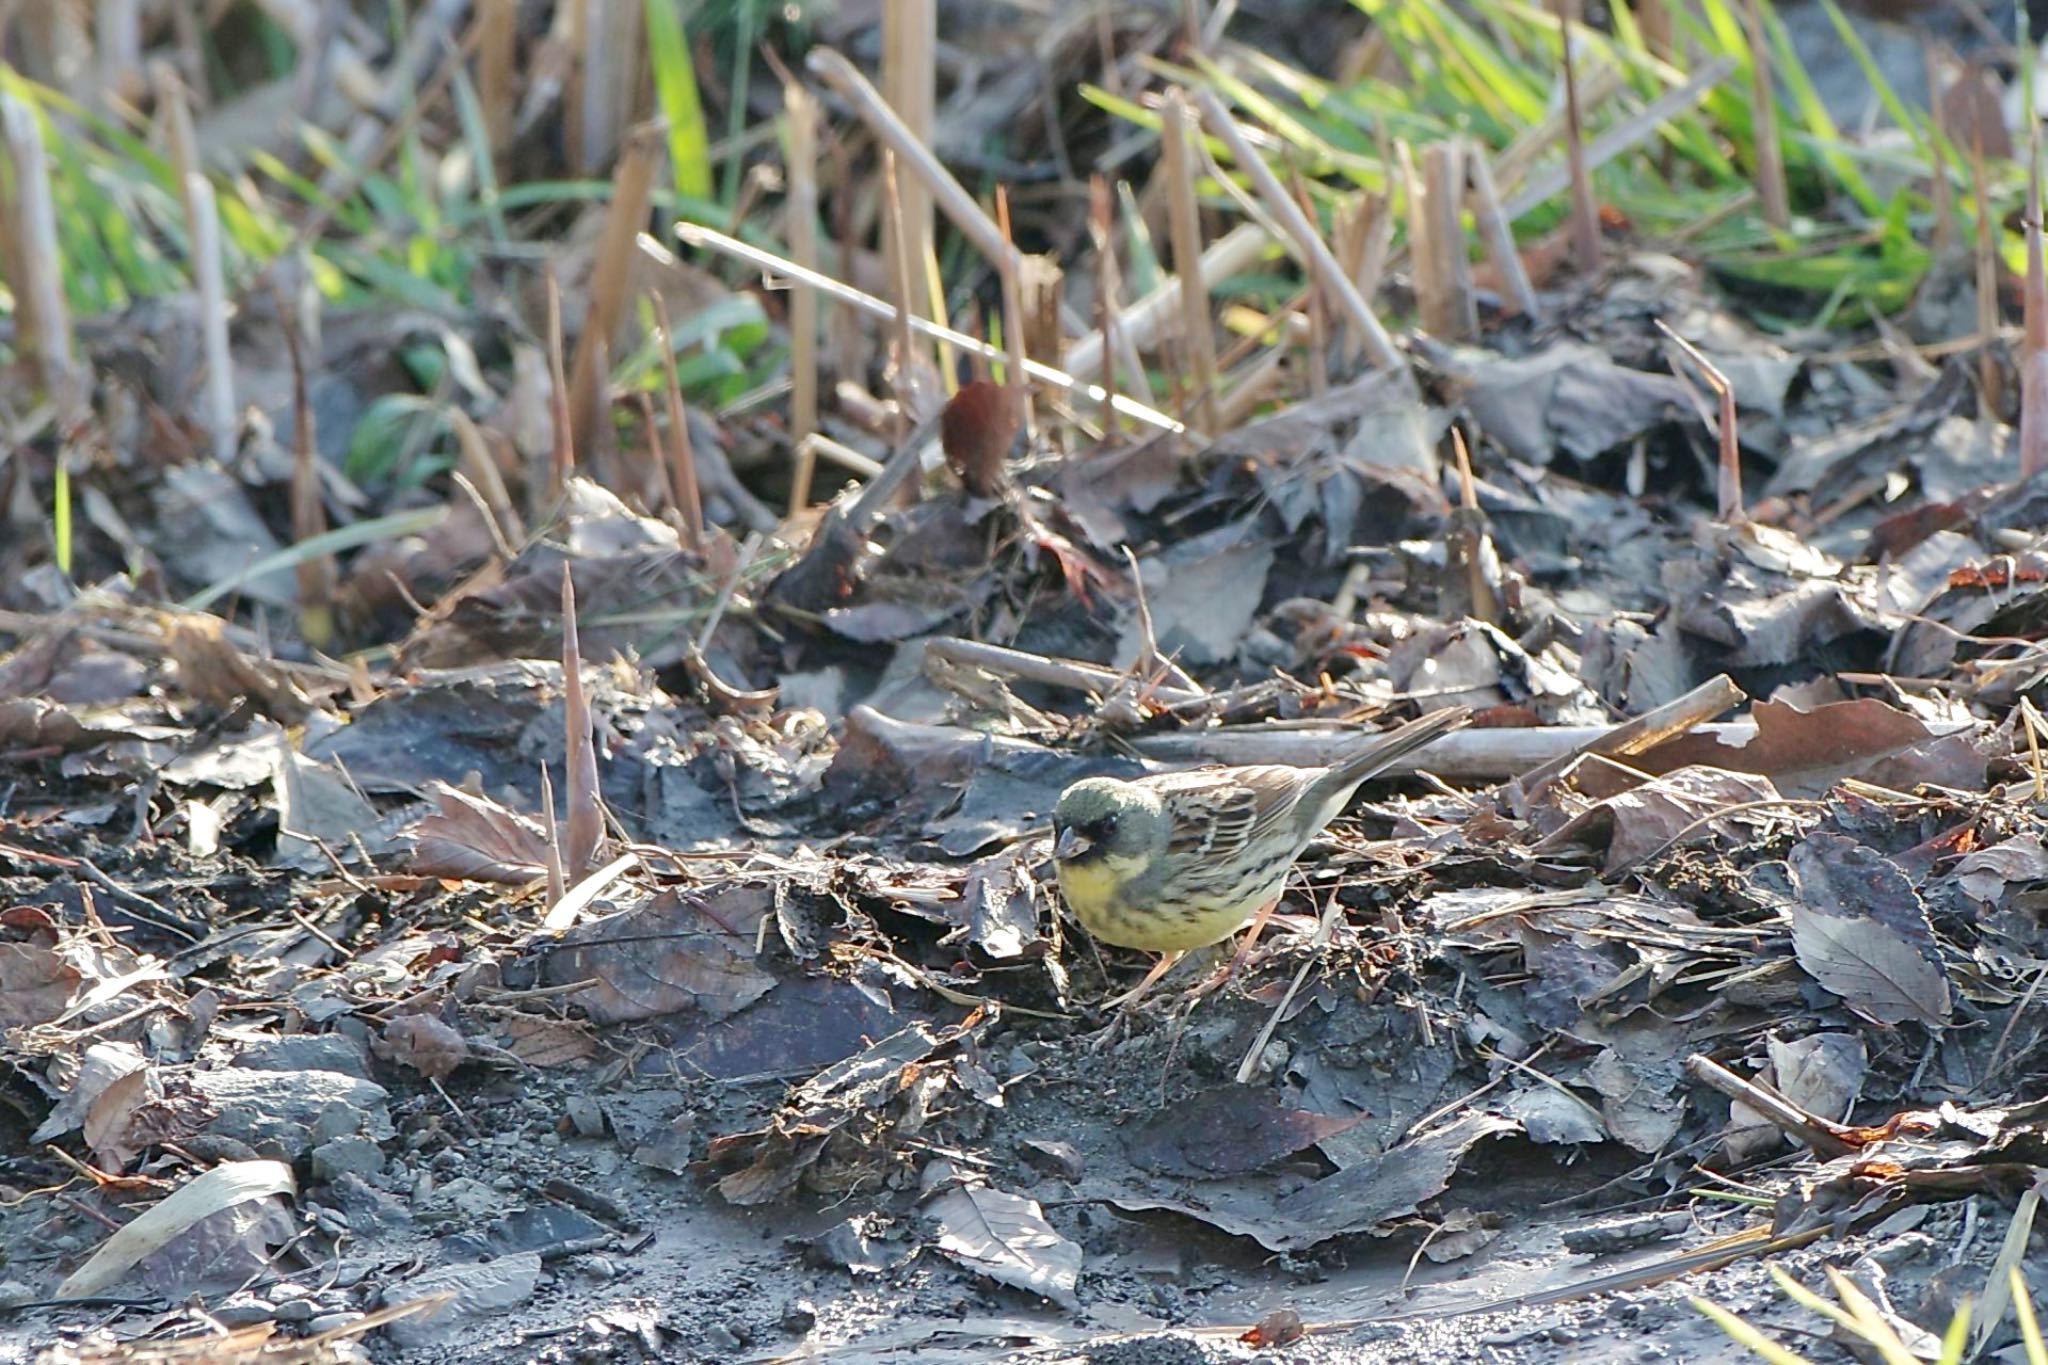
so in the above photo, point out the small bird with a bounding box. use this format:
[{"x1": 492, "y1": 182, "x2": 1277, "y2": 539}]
[{"x1": 1051, "y1": 707, "x2": 1471, "y2": 1007}]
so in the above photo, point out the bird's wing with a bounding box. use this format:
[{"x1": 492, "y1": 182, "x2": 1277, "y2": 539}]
[{"x1": 1157, "y1": 766, "x2": 1311, "y2": 864}]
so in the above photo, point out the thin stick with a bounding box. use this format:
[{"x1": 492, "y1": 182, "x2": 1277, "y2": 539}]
[
  {"x1": 786, "y1": 81, "x2": 821, "y2": 512},
  {"x1": 1741, "y1": 0, "x2": 1790, "y2": 230},
  {"x1": 1925, "y1": 42, "x2": 1958, "y2": 254},
  {"x1": 1970, "y1": 134, "x2": 2003, "y2": 413},
  {"x1": 807, "y1": 48, "x2": 1033, "y2": 434},
  {"x1": 567, "y1": 119, "x2": 663, "y2": 459},
  {"x1": 1160, "y1": 90, "x2": 1220, "y2": 435},
  {"x1": 882, "y1": 0, "x2": 936, "y2": 329},
  {"x1": 2025, "y1": 34, "x2": 2047, "y2": 481},
  {"x1": 1414, "y1": 141, "x2": 1476, "y2": 339},
  {"x1": 275, "y1": 291, "x2": 334, "y2": 650},
  {"x1": 1555, "y1": 3, "x2": 1603, "y2": 275},
  {"x1": 1192, "y1": 89, "x2": 1400, "y2": 370},
  {"x1": 1656, "y1": 320, "x2": 1745, "y2": 524},
  {"x1": 650, "y1": 291, "x2": 707, "y2": 551},
  {"x1": 1467, "y1": 141, "x2": 1539, "y2": 318},
  {"x1": 1090, "y1": 177, "x2": 1124, "y2": 435},
  {"x1": 668, "y1": 224, "x2": 1183, "y2": 431}
]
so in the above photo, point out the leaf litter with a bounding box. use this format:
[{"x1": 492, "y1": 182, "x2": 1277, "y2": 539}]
[{"x1": 5, "y1": 6, "x2": 2048, "y2": 1365}]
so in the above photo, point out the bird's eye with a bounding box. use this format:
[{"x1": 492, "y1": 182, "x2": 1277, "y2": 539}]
[{"x1": 1100, "y1": 813, "x2": 1118, "y2": 835}]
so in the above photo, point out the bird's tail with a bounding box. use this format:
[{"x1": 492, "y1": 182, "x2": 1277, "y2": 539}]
[{"x1": 1309, "y1": 705, "x2": 1472, "y2": 810}]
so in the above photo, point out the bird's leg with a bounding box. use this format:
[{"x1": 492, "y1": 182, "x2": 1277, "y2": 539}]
[
  {"x1": 1103, "y1": 950, "x2": 1185, "y2": 1012},
  {"x1": 1195, "y1": 897, "x2": 1282, "y2": 997}
]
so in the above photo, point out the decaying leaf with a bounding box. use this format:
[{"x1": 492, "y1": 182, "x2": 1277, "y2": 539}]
[
  {"x1": 1787, "y1": 834, "x2": 1953, "y2": 1028},
  {"x1": 925, "y1": 1184, "x2": 1081, "y2": 1310}
]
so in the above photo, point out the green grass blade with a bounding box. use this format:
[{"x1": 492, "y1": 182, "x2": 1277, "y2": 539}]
[{"x1": 646, "y1": 0, "x2": 714, "y2": 204}]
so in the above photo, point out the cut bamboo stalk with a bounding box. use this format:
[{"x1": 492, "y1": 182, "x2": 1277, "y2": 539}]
[
  {"x1": 1160, "y1": 89, "x2": 1219, "y2": 435},
  {"x1": 650, "y1": 291, "x2": 707, "y2": 551},
  {"x1": 806, "y1": 48, "x2": 1032, "y2": 434},
  {"x1": 1555, "y1": 3, "x2": 1602, "y2": 276},
  {"x1": 1740, "y1": 0, "x2": 1789, "y2": 230},
  {"x1": 1467, "y1": 141, "x2": 1539, "y2": 318},
  {"x1": 1193, "y1": 89, "x2": 1400, "y2": 371},
  {"x1": 477, "y1": 0, "x2": 518, "y2": 153},
  {"x1": 186, "y1": 174, "x2": 238, "y2": 465},
  {"x1": 0, "y1": 92, "x2": 79, "y2": 419},
  {"x1": 786, "y1": 80, "x2": 821, "y2": 512},
  {"x1": 567, "y1": 120, "x2": 663, "y2": 460},
  {"x1": 1018, "y1": 252, "x2": 1067, "y2": 372},
  {"x1": 669, "y1": 223, "x2": 1183, "y2": 432}
]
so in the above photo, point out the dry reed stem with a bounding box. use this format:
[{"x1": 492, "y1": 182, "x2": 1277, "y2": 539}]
[
  {"x1": 881, "y1": 149, "x2": 923, "y2": 440},
  {"x1": 1160, "y1": 89, "x2": 1220, "y2": 435},
  {"x1": 1467, "y1": 141, "x2": 1539, "y2": 318},
  {"x1": 95, "y1": 0, "x2": 143, "y2": 106},
  {"x1": 786, "y1": 81, "x2": 821, "y2": 511},
  {"x1": 546, "y1": 269, "x2": 574, "y2": 500},
  {"x1": 650, "y1": 291, "x2": 707, "y2": 550},
  {"x1": 577, "y1": 0, "x2": 642, "y2": 172},
  {"x1": 1089, "y1": 176, "x2": 1125, "y2": 434},
  {"x1": 274, "y1": 293, "x2": 335, "y2": 649},
  {"x1": 1213, "y1": 344, "x2": 1288, "y2": 429},
  {"x1": 0, "y1": 92, "x2": 80, "y2": 418},
  {"x1": 1500, "y1": 58, "x2": 1730, "y2": 220},
  {"x1": 807, "y1": 48, "x2": 1032, "y2": 433},
  {"x1": 882, "y1": 0, "x2": 937, "y2": 327},
  {"x1": 1970, "y1": 137, "x2": 2002, "y2": 413},
  {"x1": 671, "y1": 223, "x2": 1183, "y2": 431},
  {"x1": 1554, "y1": 4, "x2": 1602, "y2": 276},
  {"x1": 1740, "y1": 0, "x2": 1789, "y2": 230},
  {"x1": 1415, "y1": 141, "x2": 1476, "y2": 340},
  {"x1": 2025, "y1": 86, "x2": 2047, "y2": 480},
  {"x1": 1193, "y1": 89, "x2": 1400, "y2": 371},
  {"x1": 449, "y1": 409, "x2": 525, "y2": 545},
  {"x1": 186, "y1": 174, "x2": 237, "y2": 464},
  {"x1": 477, "y1": 0, "x2": 517, "y2": 151},
  {"x1": 1924, "y1": 43, "x2": 1957, "y2": 254},
  {"x1": 567, "y1": 120, "x2": 663, "y2": 459}
]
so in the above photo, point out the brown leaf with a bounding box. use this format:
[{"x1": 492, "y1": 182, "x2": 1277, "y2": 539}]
[
  {"x1": 409, "y1": 781, "x2": 551, "y2": 884},
  {"x1": 377, "y1": 1014, "x2": 472, "y2": 1080}
]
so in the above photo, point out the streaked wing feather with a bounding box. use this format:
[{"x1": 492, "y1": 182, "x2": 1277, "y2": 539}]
[{"x1": 1158, "y1": 766, "x2": 1310, "y2": 864}]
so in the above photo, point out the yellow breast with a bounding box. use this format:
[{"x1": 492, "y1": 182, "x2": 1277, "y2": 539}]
[{"x1": 1057, "y1": 857, "x2": 1275, "y2": 953}]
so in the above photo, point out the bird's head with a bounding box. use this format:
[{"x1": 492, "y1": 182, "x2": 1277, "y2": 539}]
[{"x1": 1052, "y1": 778, "x2": 1167, "y2": 867}]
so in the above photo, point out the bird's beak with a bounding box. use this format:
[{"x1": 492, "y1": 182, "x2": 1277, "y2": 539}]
[{"x1": 1052, "y1": 827, "x2": 1090, "y2": 861}]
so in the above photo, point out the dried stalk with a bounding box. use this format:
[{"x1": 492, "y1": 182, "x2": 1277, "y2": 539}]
[
  {"x1": 95, "y1": 0, "x2": 144, "y2": 106},
  {"x1": 1501, "y1": 58, "x2": 1734, "y2": 220},
  {"x1": 1412, "y1": 141, "x2": 1476, "y2": 339},
  {"x1": 578, "y1": 0, "x2": 643, "y2": 172},
  {"x1": 670, "y1": 223, "x2": 1182, "y2": 432},
  {"x1": 477, "y1": 0, "x2": 518, "y2": 152},
  {"x1": 1090, "y1": 176, "x2": 1126, "y2": 434},
  {"x1": 0, "y1": 92, "x2": 79, "y2": 417},
  {"x1": 807, "y1": 49, "x2": 1032, "y2": 433},
  {"x1": 1925, "y1": 43, "x2": 1957, "y2": 254},
  {"x1": 1213, "y1": 344, "x2": 1288, "y2": 429},
  {"x1": 274, "y1": 296, "x2": 335, "y2": 650},
  {"x1": 559, "y1": 564, "x2": 604, "y2": 879},
  {"x1": 786, "y1": 81, "x2": 821, "y2": 511},
  {"x1": 2026, "y1": 64, "x2": 2048, "y2": 481},
  {"x1": 186, "y1": 174, "x2": 237, "y2": 464},
  {"x1": 1159, "y1": 89, "x2": 1220, "y2": 435},
  {"x1": 1467, "y1": 142, "x2": 1539, "y2": 318},
  {"x1": 545, "y1": 268, "x2": 574, "y2": 500},
  {"x1": 1555, "y1": 3, "x2": 1602, "y2": 275},
  {"x1": 1970, "y1": 137, "x2": 2002, "y2": 414},
  {"x1": 567, "y1": 120, "x2": 663, "y2": 460},
  {"x1": 650, "y1": 291, "x2": 707, "y2": 551},
  {"x1": 881, "y1": 149, "x2": 924, "y2": 439},
  {"x1": 1657, "y1": 320, "x2": 1744, "y2": 523},
  {"x1": 882, "y1": 0, "x2": 936, "y2": 326},
  {"x1": 1193, "y1": 89, "x2": 1400, "y2": 370},
  {"x1": 1740, "y1": 0, "x2": 1790, "y2": 230}
]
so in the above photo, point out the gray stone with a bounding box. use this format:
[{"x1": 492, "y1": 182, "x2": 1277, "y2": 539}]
[
  {"x1": 211, "y1": 1293, "x2": 275, "y2": 1327},
  {"x1": 310, "y1": 1136, "x2": 386, "y2": 1183},
  {"x1": 269, "y1": 1297, "x2": 315, "y2": 1324},
  {"x1": 307, "y1": 1312, "x2": 364, "y2": 1334},
  {"x1": 0, "y1": 1280, "x2": 34, "y2": 1310},
  {"x1": 381, "y1": 1252, "x2": 542, "y2": 1348},
  {"x1": 188, "y1": 1068, "x2": 392, "y2": 1161},
  {"x1": 229, "y1": 1035, "x2": 373, "y2": 1081}
]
